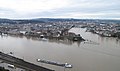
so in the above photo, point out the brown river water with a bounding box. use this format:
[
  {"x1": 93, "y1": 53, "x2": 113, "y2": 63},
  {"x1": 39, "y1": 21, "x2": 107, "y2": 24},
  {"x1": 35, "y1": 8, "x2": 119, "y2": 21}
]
[{"x1": 0, "y1": 28, "x2": 120, "y2": 71}]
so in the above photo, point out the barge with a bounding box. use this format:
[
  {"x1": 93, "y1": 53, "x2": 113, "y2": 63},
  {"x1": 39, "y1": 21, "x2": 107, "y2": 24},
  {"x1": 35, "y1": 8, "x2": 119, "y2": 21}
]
[{"x1": 37, "y1": 59, "x2": 72, "y2": 68}]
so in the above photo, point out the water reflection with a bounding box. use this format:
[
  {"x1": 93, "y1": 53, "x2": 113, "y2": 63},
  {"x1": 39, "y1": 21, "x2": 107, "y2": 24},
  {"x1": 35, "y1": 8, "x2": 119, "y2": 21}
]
[
  {"x1": 0, "y1": 34, "x2": 82, "y2": 46},
  {"x1": 1, "y1": 28, "x2": 120, "y2": 71}
]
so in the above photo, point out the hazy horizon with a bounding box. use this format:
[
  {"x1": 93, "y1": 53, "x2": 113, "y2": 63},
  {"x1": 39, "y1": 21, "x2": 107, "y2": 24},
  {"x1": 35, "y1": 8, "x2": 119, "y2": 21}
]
[{"x1": 0, "y1": 0, "x2": 120, "y2": 19}]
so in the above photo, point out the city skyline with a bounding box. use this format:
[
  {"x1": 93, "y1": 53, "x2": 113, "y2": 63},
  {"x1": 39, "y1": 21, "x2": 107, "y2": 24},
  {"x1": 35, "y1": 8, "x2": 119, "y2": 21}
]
[{"x1": 0, "y1": 0, "x2": 120, "y2": 19}]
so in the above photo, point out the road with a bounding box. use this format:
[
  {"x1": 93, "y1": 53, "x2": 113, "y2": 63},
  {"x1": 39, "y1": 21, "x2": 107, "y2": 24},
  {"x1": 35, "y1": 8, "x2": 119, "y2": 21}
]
[{"x1": 0, "y1": 52, "x2": 54, "y2": 71}]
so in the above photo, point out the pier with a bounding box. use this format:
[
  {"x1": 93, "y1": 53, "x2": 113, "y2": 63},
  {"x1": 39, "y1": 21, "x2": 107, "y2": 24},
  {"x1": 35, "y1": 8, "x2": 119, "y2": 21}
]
[{"x1": 0, "y1": 52, "x2": 54, "y2": 71}]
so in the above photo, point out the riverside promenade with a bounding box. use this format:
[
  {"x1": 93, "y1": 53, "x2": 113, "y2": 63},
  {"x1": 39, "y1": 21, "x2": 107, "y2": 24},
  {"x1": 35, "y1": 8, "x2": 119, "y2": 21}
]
[{"x1": 0, "y1": 52, "x2": 54, "y2": 71}]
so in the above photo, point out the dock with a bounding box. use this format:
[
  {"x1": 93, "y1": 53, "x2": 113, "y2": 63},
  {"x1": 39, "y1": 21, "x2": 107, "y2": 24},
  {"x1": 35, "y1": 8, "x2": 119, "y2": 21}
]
[{"x1": 0, "y1": 52, "x2": 54, "y2": 71}]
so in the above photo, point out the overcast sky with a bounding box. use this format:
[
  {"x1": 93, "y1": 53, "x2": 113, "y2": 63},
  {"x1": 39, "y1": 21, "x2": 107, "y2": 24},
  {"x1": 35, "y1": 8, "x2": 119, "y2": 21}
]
[{"x1": 0, "y1": 0, "x2": 120, "y2": 19}]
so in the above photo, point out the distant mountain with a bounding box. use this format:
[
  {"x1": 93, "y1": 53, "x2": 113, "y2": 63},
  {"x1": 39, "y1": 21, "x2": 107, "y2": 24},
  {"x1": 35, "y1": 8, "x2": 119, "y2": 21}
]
[
  {"x1": 0, "y1": 18, "x2": 45, "y2": 24},
  {"x1": 32, "y1": 18, "x2": 81, "y2": 22},
  {"x1": 0, "y1": 18, "x2": 81, "y2": 24},
  {"x1": 14, "y1": 19, "x2": 45, "y2": 24},
  {"x1": 0, "y1": 18, "x2": 16, "y2": 24},
  {"x1": 0, "y1": 18, "x2": 120, "y2": 24}
]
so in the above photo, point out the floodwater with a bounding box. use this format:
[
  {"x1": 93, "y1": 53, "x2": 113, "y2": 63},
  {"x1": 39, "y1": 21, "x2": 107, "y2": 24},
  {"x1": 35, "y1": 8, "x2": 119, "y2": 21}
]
[{"x1": 0, "y1": 28, "x2": 120, "y2": 71}]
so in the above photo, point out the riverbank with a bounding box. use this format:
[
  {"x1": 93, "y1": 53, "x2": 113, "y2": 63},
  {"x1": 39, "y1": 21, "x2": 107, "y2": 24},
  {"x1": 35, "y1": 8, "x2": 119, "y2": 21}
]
[
  {"x1": 0, "y1": 52, "x2": 54, "y2": 71},
  {"x1": 0, "y1": 67, "x2": 9, "y2": 71},
  {"x1": 0, "y1": 28, "x2": 120, "y2": 71},
  {"x1": 0, "y1": 28, "x2": 85, "y2": 42}
]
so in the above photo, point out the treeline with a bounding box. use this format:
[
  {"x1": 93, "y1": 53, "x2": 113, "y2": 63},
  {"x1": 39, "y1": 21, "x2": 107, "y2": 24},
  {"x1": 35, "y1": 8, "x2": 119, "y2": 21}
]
[
  {"x1": 0, "y1": 67, "x2": 9, "y2": 71},
  {"x1": 0, "y1": 19, "x2": 45, "y2": 24},
  {"x1": 0, "y1": 18, "x2": 120, "y2": 24}
]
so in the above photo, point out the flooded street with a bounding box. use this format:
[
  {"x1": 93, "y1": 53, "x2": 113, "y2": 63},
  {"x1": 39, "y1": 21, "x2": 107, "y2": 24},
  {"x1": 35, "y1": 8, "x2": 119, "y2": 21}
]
[{"x1": 0, "y1": 28, "x2": 120, "y2": 71}]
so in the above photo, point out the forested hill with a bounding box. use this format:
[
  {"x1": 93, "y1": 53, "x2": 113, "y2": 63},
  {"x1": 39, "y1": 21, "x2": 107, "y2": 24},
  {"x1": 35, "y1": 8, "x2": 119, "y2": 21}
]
[{"x1": 0, "y1": 18, "x2": 120, "y2": 24}]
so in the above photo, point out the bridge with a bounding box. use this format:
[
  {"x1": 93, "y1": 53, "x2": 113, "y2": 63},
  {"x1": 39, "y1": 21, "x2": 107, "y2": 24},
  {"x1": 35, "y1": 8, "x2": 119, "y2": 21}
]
[{"x1": 0, "y1": 52, "x2": 54, "y2": 71}]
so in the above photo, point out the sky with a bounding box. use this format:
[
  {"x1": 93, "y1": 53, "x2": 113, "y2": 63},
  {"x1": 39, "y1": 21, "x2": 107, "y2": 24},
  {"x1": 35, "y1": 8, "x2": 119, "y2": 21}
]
[{"x1": 0, "y1": 0, "x2": 120, "y2": 19}]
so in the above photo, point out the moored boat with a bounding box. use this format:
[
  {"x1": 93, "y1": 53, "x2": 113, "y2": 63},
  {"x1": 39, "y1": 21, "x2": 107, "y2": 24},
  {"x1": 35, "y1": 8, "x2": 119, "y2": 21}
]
[{"x1": 37, "y1": 59, "x2": 72, "y2": 68}]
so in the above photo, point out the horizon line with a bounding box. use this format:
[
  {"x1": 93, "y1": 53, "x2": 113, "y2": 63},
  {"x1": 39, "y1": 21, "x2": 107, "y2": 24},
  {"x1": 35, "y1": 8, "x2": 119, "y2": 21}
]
[{"x1": 0, "y1": 17, "x2": 120, "y2": 20}]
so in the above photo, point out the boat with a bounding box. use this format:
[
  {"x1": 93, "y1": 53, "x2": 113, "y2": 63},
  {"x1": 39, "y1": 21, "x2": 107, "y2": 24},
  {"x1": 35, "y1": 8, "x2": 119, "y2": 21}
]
[
  {"x1": 37, "y1": 59, "x2": 72, "y2": 68},
  {"x1": 41, "y1": 38, "x2": 48, "y2": 41}
]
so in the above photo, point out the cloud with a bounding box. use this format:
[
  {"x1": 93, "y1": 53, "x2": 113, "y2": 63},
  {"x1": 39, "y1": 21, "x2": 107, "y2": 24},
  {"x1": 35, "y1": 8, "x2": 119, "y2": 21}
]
[
  {"x1": 0, "y1": 0, "x2": 69, "y2": 12},
  {"x1": 0, "y1": 7, "x2": 16, "y2": 18},
  {"x1": 0, "y1": 0, "x2": 120, "y2": 19}
]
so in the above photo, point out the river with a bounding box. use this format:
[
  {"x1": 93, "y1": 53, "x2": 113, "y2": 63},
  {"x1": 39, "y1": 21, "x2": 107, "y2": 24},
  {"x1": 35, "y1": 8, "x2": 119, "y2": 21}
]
[{"x1": 0, "y1": 28, "x2": 120, "y2": 71}]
